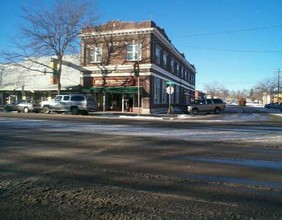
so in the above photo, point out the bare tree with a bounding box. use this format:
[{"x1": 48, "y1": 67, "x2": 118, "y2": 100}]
[
  {"x1": 2, "y1": 0, "x2": 98, "y2": 94},
  {"x1": 219, "y1": 86, "x2": 230, "y2": 101},
  {"x1": 203, "y1": 81, "x2": 222, "y2": 98},
  {"x1": 251, "y1": 77, "x2": 276, "y2": 102}
]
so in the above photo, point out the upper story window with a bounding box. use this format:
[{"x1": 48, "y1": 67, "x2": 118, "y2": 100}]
[
  {"x1": 188, "y1": 71, "x2": 191, "y2": 82},
  {"x1": 191, "y1": 73, "x2": 195, "y2": 84},
  {"x1": 89, "y1": 47, "x2": 102, "y2": 63},
  {"x1": 154, "y1": 45, "x2": 161, "y2": 64},
  {"x1": 170, "y1": 59, "x2": 174, "y2": 73},
  {"x1": 162, "y1": 51, "x2": 168, "y2": 68},
  {"x1": 126, "y1": 44, "x2": 141, "y2": 61},
  {"x1": 181, "y1": 67, "x2": 184, "y2": 78},
  {"x1": 176, "y1": 63, "x2": 180, "y2": 75}
]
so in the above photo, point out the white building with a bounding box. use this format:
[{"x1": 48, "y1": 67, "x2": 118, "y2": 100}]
[{"x1": 0, "y1": 55, "x2": 81, "y2": 106}]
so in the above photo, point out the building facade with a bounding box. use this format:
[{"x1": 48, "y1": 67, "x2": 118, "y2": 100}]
[
  {"x1": 81, "y1": 20, "x2": 196, "y2": 114},
  {"x1": 0, "y1": 55, "x2": 82, "y2": 107}
]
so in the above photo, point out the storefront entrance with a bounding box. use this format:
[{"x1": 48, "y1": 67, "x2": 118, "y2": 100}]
[{"x1": 88, "y1": 86, "x2": 141, "y2": 112}]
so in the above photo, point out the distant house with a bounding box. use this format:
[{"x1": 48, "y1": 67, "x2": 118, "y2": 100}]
[
  {"x1": 0, "y1": 55, "x2": 81, "y2": 106},
  {"x1": 195, "y1": 90, "x2": 206, "y2": 100},
  {"x1": 80, "y1": 20, "x2": 196, "y2": 113}
]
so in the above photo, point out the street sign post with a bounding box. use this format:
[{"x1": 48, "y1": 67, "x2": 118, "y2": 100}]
[{"x1": 166, "y1": 81, "x2": 174, "y2": 114}]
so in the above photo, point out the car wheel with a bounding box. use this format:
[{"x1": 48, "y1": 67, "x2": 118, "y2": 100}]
[
  {"x1": 42, "y1": 106, "x2": 50, "y2": 114},
  {"x1": 192, "y1": 108, "x2": 198, "y2": 115},
  {"x1": 23, "y1": 107, "x2": 29, "y2": 113},
  {"x1": 71, "y1": 107, "x2": 79, "y2": 115},
  {"x1": 214, "y1": 107, "x2": 221, "y2": 114}
]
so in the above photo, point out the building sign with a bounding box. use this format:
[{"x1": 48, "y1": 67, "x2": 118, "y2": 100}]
[{"x1": 93, "y1": 76, "x2": 136, "y2": 87}]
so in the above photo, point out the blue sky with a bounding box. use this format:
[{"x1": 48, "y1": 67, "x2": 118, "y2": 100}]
[{"x1": 1, "y1": 0, "x2": 282, "y2": 91}]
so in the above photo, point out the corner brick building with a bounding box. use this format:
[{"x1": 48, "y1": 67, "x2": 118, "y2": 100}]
[{"x1": 80, "y1": 20, "x2": 196, "y2": 114}]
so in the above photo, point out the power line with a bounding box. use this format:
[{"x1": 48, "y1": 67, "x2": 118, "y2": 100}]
[
  {"x1": 174, "y1": 24, "x2": 282, "y2": 38},
  {"x1": 178, "y1": 45, "x2": 282, "y2": 53}
]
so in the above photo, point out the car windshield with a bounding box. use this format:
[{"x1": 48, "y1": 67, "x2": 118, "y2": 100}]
[{"x1": 55, "y1": 96, "x2": 62, "y2": 101}]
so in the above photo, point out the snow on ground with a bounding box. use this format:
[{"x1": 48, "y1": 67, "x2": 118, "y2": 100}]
[
  {"x1": 118, "y1": 104, "x2": 282, "y2": 121},
  {"x1": 1, "y1": 117, "x2": 281, "y2": 144}
]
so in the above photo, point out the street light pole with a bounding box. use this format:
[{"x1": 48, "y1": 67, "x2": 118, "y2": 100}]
[
  {"x1": 278, "y1": 69, "x2": 280, "y2": 98},
  {"x1": 138, "y1": 75, "x2": 140, "y2": 116},
  {"x1": 275, "y1": 68, "x2": 281, "y2": 103}
]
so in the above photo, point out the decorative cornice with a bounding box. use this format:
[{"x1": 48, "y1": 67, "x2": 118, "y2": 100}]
[{"x1": 81, "y1": 28, "x2": 154, "y2": 38}]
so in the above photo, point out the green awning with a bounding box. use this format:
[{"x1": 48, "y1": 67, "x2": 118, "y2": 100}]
[{"x1": 84, "y1": 86, "x2": 140, "y2": 94}]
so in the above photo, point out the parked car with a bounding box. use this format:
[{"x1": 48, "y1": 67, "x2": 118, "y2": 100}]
[
  {"x1": 40, "y1": 94, "x2": 97, "y2": 115},
  {"x1": 183, "y1": 98, "x2": 226, "y2": 115},
  {"x1": 264, "y1": 103, "x2": 282, "y2": 111},
  {"x1": 4, "y1": 100, "x2": 41, "y2": 113}
]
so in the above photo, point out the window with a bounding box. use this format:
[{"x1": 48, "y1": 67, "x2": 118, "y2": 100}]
[
  {"x1": 71, "y1": 96, "x2": 85, "y2": 101},
  {"x1": 176, "y1": 63, "x2": 179, "y2": 75},
  {"x1": 188, "y1": 72, "x2": 191, "y2": 82},
  {"x1": 184, "y1": 70, "x2": 188, "y2": 80},
  {"x1": 126, "y1": 44, "x2": 141, "y2": 61},
  {"x1": 175, "y1": 85, "x2": 179, "y2": 104},
  {"x1": 63, "y1": 96, "x2": 70, "y2": 101},
  {"x1": 206, "y1": 99, "x2": 212, "y2": 104},
  {"x1": 155, "y1": 45, "x2": 161, "y2": 64},
  {"x1": 170, "y1": 59, "x2": 174, "y2": 73},
  {"x1": 89, "y1": 47, "x2": 102, "y2": 63},
  {"x1": 154, "y1": 77, "x2": 161, "y2": 104},
  {"x1": 191, "y1": 73, "x2": 195, "y2": 84},
  {"x1": 162, "y1": 80, "x2": 167, "y2": 104},
  {"x1": 212, "y1": 99, "x2": 224, "y2": 104},
  {"x1": 162, "y1": 51, "x2": 168, "y2": 68}
]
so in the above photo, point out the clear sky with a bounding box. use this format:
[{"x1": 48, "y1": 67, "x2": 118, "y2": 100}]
[{"x1": 1, "y1": 0, "x2": 282, "y2": 92}]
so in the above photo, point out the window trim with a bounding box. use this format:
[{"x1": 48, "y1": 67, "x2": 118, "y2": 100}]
[
  {"x1": 162, "y1": 51, "x2": 168, "y2": 68},
  {"x1": 126, "y1": 43, "x2": 142, "y2": 61},
  {"x1": 155, "y1": 45, "x2": 161, "y2": 64},
  {"x1": 89, "y1": 47, "x2": 102, "y2": 63}
]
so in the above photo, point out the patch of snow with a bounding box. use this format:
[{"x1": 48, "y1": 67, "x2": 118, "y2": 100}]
[{"x1": 1, "y1": 118, "x2": 281, "y2": 144}]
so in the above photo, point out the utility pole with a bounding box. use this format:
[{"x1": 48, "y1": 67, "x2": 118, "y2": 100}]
[{"x1": 276, "y1": 69, "x2": 281, "y2": 103}]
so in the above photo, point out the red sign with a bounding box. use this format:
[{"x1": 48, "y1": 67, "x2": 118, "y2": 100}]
[{"x1": 93, "y1": 76, "x2": 135, "y2": 87}]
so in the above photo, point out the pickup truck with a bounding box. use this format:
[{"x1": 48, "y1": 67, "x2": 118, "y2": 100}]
[{"x1": 183, "y1": 98, "x2": 226, "y2": 115}]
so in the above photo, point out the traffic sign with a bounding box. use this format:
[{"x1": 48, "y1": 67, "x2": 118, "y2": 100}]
[{"x1": 166, "y1": 86, "x2": 174, "y2": 94}]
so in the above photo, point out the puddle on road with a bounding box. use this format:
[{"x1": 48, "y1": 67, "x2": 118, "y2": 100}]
[
  {"x1": 169, "y1": 156, "x2": 282, "y2": 189},
  {"x1": 179, "y1": 156, "x2": 282, "y2": 170}
]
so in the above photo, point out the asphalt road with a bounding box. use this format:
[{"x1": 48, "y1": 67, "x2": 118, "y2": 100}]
[{"x1": 0, "y1": 112, "x2": 282, "y2": 219}]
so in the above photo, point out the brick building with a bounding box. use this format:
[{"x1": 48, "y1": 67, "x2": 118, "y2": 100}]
[{"x1": 81, "y1": 20, "x2": 196, "y2": 113}]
